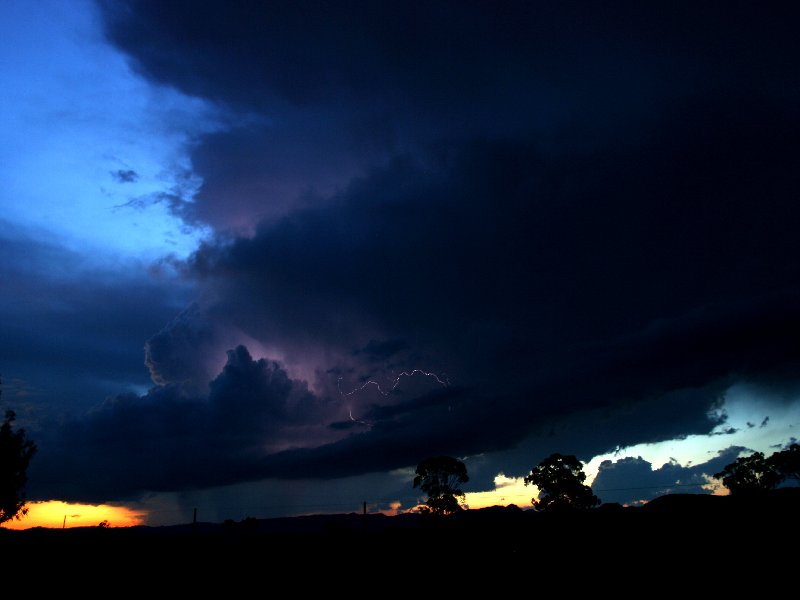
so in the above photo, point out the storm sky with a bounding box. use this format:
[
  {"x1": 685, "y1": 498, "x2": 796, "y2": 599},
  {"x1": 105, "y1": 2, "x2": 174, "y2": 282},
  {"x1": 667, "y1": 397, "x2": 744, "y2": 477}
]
[{"x1": 2, "y1": 0, "x2": 799, "y2": 524}]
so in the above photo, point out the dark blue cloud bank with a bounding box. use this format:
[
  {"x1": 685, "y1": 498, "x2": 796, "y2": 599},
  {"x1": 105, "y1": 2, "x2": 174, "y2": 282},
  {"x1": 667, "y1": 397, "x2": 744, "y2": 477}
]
[
  {"x1": 0, "y1": 227, "x2": 187, "y2": 419},
  {"x1": 17, "y1": 1, "x2": 800, "y2": 508},
  {"x1": 592, "y1": 447, "x2": 744, "y2": 505}
]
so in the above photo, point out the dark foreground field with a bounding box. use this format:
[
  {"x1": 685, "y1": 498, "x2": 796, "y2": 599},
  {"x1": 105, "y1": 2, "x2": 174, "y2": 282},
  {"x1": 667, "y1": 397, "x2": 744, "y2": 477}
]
[{"x1": 3, "y1": 489, "x2": 796, "y2": 586}]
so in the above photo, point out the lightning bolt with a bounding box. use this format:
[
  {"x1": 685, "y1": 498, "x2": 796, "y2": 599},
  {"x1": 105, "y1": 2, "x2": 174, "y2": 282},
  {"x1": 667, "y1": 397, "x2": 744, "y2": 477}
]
[
  {"x1": 339, "y1": 369, "x2": 450, "y2": 427},
  {"x1": 337, "y1": 369, "x2": 450, "y2": 397},
  {"x1": 348, "y1": 408, "x2": 371, "y2": 426}
]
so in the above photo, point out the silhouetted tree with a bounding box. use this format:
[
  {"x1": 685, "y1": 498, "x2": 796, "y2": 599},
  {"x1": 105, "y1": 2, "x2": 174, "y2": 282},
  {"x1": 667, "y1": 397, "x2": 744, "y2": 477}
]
[
  {"x1": 767, "y1": 443, "x2": 800, "y2": 483},
  {"x1": 413, "y1": 455, "x2": 469, "y2": 515},
  {"x1": 0, "y1": 380, "x2": 38, "y2": 524},
  {"x1": 524, "y1": 452, "x2": 599, "y2": 511},
  {"x1": 714, "y1": 451, "x2": 781, "y2": 495}
]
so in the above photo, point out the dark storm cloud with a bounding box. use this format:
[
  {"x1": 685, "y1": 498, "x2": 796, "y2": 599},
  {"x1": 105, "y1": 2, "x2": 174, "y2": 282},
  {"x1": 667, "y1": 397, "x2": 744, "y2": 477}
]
[
  {"x1": 99, "y1": 0, "x2": 568, "y2": 111},
  {"x1": 99, "y1": 1, "x2": 800, "y2": 232},
  {"x1": 27, "y1": 359, "x2": 731, "y2": 503},
  {"x1": 144, "y1": 302, "x2": 216, "y2": 390},
  {"x1": 186, "y1": 121, "x2": 364, "y2": 230},
  {"x1": 0, "y1": 228, "x2": 189, "y2": 418},
  {"x1": 65, "y1": 0, "x2": 800, "y2": 497},
  {"x1": 29, "y1": 345, "x2": 337, "y2": 502},
  {"x1": 461, "y1": 382, "x2": 731, "y2": 490},
  {"x1": 172, "y1": 101, "x2": 800, "y2": 483},
  {"x1": 99, "y1": 1, "x2": 799, "y2": 116},
  {"x1": 591, "y1": 446, "x2": 744, "y2": 505},
  {"x1": 238, "y1": 381, "x2": 729, "y2": 486},
  {"x1": 354, "y1": 339, "x2": 409, "y2": 362},
  {"x1": 188, "y1": 101, "x2": 800, "y2": 380}
]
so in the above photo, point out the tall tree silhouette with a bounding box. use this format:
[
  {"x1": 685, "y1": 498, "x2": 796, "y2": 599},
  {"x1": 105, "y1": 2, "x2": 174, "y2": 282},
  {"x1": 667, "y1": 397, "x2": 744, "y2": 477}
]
[
  {"x1": 716, "y1": 444, "x2": 800, "y2": 494},
  {"x1": 767, "y1": 443, "x2": 800, "y2": 483},
  {"x1": 524, "y1": 453, "x2": 599, "y2": 511},
  {"x1": 0, "y1": 380, "x2": 38, "y2": 525},
  {"x1": 713, "y1": 451, "x2": 781, "y2": 495},
  {"x1": 413, "y1": 456, "x2": 469, "y2": 515}
]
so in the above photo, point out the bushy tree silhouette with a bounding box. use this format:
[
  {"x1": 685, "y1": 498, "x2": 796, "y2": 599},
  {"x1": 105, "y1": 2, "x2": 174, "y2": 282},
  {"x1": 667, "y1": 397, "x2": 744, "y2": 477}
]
[
  {"x1": 768, "y1": 443, "x2": 799, "y2": 483},
  {"x1": 713, "y1": 451, "x2": 781, "y2": 495},
  {"x1": 716, "y1": 444, "x2": 800, "y2": 494},
  {"x1": 0, "y1": 379, "x2": 38, "y2": 524},
  {"x1": 524, "y1": 453, "x2": 599, "y2": 511},
  {"x1": 413, "y1": 456, "x2": 469, "y2": 515}
]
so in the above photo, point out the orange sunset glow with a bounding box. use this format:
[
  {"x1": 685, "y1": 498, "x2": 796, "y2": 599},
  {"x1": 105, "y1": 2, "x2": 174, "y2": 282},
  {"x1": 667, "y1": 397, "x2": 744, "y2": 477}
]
[
  {"x1": 1, "y1": 501, "x2": 146, "y2": 530},
  {"x1": 464, "y1": 475, "x2": 535, "y2": 510}
]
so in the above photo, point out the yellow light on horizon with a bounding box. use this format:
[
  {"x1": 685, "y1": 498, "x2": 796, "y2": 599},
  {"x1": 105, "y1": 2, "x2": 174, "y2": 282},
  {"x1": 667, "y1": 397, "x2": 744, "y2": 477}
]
[
  {"x1": 464, "y1": 474, "x2": 535, "y2": 510},
  {"x1": 0, "y1": 500, "x2": 147, "y2": 530}
]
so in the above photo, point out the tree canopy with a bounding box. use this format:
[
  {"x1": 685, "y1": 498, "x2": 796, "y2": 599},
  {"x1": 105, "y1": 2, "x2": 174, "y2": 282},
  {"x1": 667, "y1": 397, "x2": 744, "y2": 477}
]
[
  {"x1": 524, "y1": 452, "x2": 599, "y2": 511},
  {"x1": 767, "y1": 443, "x2": 799, "y2": 483},
  {"x1": 715, "y1": 444, "x2": 800, "y2": 495},
  {"x1": 413, "y1": 455, "x2": 469, "y2": 515},
  {"x1": 0, "y1": 402, "x2": 38, "y2": 525}
]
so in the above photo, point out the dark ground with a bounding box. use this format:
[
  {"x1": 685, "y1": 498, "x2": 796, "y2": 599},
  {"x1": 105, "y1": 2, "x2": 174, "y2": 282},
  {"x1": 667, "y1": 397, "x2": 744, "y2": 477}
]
[{"x1": 3, "y1": 489, "x2": 796, "y2": 588}]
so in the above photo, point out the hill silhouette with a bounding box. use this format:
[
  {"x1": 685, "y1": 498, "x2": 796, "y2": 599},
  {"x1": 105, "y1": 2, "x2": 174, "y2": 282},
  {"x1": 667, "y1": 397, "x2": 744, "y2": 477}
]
[{"x1": 3, "y1": 489, "x2": 796, "y2": 582}]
